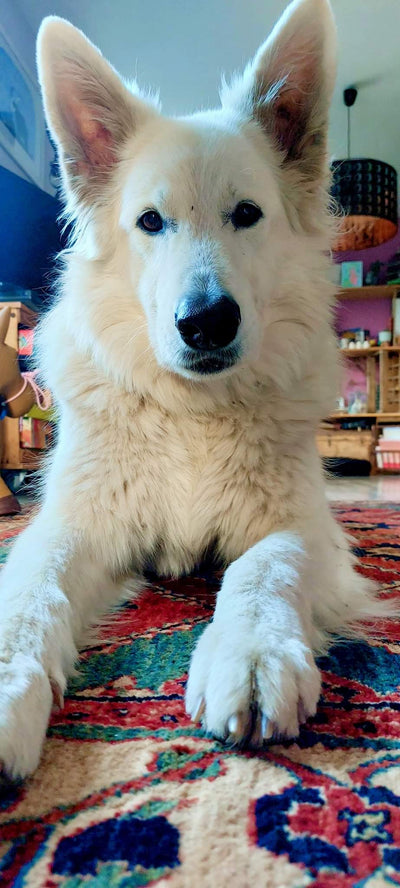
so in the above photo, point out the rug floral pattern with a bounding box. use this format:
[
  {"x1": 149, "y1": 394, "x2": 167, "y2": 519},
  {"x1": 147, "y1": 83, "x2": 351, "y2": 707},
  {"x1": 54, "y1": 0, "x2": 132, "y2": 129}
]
[{"x1": 1, "y1": 502, "x2": 400, "y2": 887}]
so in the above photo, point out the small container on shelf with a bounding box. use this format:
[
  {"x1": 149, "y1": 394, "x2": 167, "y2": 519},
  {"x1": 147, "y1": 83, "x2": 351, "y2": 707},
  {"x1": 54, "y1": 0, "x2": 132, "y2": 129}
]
[{"x1": 376, "y1": 440, "x2": 400, "y2": 470}]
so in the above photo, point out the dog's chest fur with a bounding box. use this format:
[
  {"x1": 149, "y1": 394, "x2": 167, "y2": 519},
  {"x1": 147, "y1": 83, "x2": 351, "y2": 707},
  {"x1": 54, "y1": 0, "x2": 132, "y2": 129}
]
[
  {"x1": 79, "y1": 391, "x2": 300, "y2": 577},
  {"x1": 46, "y1": 319, "x2": 314, "y2": 579}
]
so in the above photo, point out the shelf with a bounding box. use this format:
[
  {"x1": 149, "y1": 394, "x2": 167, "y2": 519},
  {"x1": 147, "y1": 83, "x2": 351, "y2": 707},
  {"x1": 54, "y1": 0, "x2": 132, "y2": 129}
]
[
  {"x1": 329, "y1": 413, "x2": 400, "y2": 421},
  {"x1": 341, "y1": 347, "x2": 379, "y2": 356},
  {"x1": 324, "y1": 289, "x2": 400, "y2": 468},
  {"x1": 340, "y1": 346, "x2": 400, "y2": 357},
  {"x1": 331, "y1": 413, "x2": 377, "y2": 418},
  {"x1": 0, "y1": 302, "x2": 50, "y2": 473},
  {"x1": 337, "y1": 285, "x2": 400, "y2": 301}
]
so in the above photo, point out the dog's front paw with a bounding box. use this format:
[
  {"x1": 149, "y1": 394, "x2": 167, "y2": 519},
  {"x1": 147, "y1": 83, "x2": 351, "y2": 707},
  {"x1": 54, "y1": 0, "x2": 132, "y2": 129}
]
[
  {"x1": 0, "y1": 654, "x2": 55, "y2": 780},
  {"x1": 186, "y1": 621, "x2": 321, "y2": 745}
]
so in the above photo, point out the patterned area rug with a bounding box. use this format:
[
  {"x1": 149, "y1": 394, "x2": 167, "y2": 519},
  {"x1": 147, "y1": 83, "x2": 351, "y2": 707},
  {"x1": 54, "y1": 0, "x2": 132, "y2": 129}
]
[{"x1": 1, "y1": 502, "x2": 400, "y2": 887}]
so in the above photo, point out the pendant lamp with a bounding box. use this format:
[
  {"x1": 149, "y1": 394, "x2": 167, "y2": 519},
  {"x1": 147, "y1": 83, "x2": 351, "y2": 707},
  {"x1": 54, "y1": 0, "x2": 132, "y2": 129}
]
[{"x1": 331, "y1": 87, "x2": 397, "y2": 251}]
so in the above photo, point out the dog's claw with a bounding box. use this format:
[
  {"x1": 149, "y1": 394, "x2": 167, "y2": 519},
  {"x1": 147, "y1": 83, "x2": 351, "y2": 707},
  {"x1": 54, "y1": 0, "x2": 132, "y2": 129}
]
[
  {"x1": 226, "y1": 710, "x2": 252, "y2": 744},
  {"x1": 50, "y1": 679, "x2": 64, "y2": 714},
  {"x1": 262, "y1": 713, "x2": 274, "y2": 741},
  {"x1": 227, "y1": 714, "x2": 238, "y2": 735},
  {"x1": 261, "y1": 712, "x2": 268, "y2": 738},
  {"x1": 190, "y1": 696, "x2": 205, "y2": 723},
  {"x1": 297, "y1": 700, "x2": 309, "y2": 725}
]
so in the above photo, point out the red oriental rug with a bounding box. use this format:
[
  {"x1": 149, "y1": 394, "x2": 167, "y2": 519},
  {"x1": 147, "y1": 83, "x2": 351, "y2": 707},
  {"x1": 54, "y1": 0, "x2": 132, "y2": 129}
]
[{"x1": 1, "y1": 501, "x2": 400, "y2": 887}]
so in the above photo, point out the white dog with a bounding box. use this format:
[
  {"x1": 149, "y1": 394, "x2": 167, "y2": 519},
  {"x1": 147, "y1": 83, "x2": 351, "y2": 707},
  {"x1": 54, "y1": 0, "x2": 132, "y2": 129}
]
[{"x1": 0, "y1": 0, "x2": 390, "y2": 780}]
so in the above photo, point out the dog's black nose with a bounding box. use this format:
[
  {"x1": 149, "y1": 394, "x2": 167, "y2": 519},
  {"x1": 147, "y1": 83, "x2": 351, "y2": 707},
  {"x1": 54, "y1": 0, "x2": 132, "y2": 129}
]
[{"x1": 175, "y1": 294, "x2": 241, "y2": 351}]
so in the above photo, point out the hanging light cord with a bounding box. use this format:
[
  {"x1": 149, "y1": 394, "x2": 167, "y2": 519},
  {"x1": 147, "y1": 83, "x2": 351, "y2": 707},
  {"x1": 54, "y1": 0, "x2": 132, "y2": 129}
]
[
  {"x1": 347, "y1": 104, "x2": 351, "y2": 159},
  {"x1": 344, "y1": 87, "x2": 357, "y2": 159}
]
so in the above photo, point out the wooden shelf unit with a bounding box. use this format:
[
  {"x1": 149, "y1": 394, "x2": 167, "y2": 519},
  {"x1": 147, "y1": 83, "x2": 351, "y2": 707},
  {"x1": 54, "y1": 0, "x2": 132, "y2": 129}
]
[
  {"x1": 0, "y1": 301, "x2": 44, "y2": 471},
  {"x1": 317, "y1": 286, "x2": 400, "y2": 472},
  {"x1": 334, "y1": 286, "x2": 400, "y2": 423}
]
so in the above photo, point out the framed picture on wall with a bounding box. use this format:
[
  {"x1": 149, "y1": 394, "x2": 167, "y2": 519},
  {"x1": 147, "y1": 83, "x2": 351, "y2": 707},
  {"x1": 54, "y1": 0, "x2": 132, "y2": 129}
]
[
  {"x1": 0, "y1": 27, "x2": 44, "y2": 187},
  {"x1": 340, "y1": 261, "x2": 363, "y2": 288}
]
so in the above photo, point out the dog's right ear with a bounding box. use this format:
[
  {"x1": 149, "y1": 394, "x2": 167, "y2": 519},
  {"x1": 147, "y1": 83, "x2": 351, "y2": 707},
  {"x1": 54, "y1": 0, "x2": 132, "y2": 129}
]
[{"x1": 37, "y1": 17, "x2": 157, "y2": 207}]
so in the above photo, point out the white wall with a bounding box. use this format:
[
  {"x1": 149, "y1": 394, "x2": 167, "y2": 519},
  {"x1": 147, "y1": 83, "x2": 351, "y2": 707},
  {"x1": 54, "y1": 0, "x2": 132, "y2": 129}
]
[
  {"x1": 16, "y1": 0, "x2": 400, "y2": 179},
  {"x1": 3, "y1": 0, "x2": 400, "y2": 193}
]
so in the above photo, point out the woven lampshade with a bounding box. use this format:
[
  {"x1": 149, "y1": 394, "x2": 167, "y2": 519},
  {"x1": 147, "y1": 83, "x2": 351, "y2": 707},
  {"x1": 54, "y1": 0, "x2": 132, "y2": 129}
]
[{"x1": 331, "y1": 158, "x2": 398, "y2": 251}]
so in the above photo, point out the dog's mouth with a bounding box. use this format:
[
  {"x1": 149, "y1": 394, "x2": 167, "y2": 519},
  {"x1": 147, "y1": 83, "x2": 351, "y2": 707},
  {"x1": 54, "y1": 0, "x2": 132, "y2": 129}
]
[{"x1": 178, "y1": 346, "x2": 241, "y2": 377}]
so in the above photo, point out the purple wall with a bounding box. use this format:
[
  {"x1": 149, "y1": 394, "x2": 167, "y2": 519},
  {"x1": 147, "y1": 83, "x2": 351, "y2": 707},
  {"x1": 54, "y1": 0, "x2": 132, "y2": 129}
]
[
  {"x1": 334, "y1": 219, "x2": 400, "y2": 337},
  {"x1": 336, "y1": 298, "x2": 392, "y2": 340},
  {"x1": 333, "y1": 225, "x2": 400, "y2": 284}
]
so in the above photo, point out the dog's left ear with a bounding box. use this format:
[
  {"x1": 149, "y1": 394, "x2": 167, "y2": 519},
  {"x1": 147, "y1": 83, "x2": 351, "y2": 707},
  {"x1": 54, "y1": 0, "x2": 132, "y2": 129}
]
[{"x1": 221, "y1": 0, "x2": 336, "y2": 180}]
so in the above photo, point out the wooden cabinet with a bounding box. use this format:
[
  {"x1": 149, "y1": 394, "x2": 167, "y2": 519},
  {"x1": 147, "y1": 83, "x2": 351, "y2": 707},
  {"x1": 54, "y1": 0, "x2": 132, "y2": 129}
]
[
  {"x1": 317, "y1": 428, "x2": 378, "y2": 470},
  {"x1": 0, "y1": 301, "x2": 44, "y2": 471},
  {"x1": 318, "y1": 285, "x2": 400, "y2": 473}
]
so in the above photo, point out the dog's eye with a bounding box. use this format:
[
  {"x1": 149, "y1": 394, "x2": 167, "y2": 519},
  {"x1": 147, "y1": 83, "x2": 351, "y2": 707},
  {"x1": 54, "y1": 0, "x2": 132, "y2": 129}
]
[
  {"x1": 231, "y1": 201, "x2": 263, "y2": 230},
  {"x1": 137, "y1": 210, "x2": 164, "y2": 234}
]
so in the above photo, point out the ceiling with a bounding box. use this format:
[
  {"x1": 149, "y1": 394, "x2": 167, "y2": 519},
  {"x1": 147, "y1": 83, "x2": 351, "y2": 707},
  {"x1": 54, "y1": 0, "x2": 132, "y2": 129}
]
[{"x1": 18, "y1": 0, "x2": 400, "y2": 174}]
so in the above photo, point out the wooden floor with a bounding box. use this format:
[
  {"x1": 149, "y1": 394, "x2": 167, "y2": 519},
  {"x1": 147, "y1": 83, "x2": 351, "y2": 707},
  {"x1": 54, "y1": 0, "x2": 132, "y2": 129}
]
[
  {"x1": 325, "y1": 474, "x2": 400, "y2": 502},
  {"x1": 17, "y1": 474, "x2": 400, "y2": 508}
]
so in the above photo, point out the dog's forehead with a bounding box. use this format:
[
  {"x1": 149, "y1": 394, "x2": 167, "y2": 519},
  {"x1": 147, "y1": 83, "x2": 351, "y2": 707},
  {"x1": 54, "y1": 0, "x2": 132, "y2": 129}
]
[{"x1": 120, "y1": 113, "x2": 280, "y2": 221}]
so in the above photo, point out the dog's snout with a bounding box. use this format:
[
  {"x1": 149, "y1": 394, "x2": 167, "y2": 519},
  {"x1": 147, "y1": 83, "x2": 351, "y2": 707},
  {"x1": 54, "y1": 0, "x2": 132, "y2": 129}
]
[{"x1": 175, "y1": 294, "x2": 241, "y2": 351}]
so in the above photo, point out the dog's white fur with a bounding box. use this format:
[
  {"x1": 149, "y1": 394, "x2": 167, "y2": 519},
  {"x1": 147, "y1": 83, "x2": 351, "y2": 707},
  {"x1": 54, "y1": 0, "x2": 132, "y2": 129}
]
[{"x1": 0, "y1": 0, "x2": 390, "y2": 779}]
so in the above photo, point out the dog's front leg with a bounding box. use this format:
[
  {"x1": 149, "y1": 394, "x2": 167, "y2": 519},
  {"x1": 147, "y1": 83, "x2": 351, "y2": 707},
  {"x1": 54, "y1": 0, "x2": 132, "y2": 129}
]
[
  {"x1": 0, "y1": 503, "x2": 136, "y2": 780},
  {"x1": 186, "y1": 531, "x2": 321, "y2": 745}
]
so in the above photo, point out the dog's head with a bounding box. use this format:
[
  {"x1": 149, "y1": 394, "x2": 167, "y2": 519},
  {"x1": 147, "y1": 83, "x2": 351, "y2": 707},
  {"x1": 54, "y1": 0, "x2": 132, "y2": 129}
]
[{"x1": 37, "y1": 0, "x2": 336, "y2": 388}]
